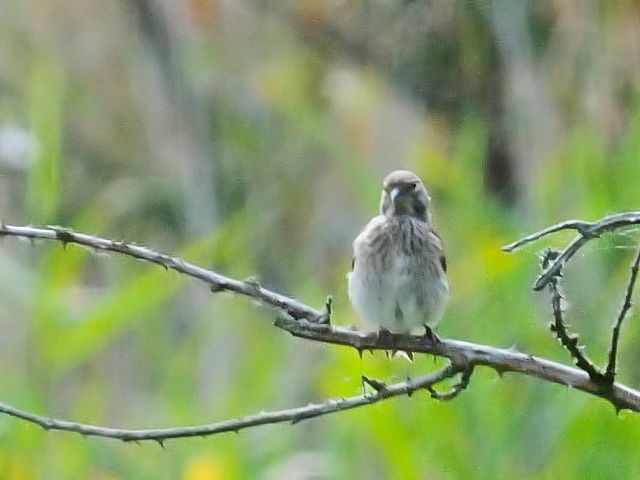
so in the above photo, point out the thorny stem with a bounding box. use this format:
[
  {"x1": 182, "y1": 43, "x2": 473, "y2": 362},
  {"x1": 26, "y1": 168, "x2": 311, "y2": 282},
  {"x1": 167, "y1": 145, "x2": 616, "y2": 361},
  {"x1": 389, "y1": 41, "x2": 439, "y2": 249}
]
[
  {"x1": 507, "y1": 216, "x2": 640, "y2": 392},
  {"x1": 605, "y1": 246, "x2": 640, "y2": 383},
  {"x1": 542, "y1": 249, "x2": 602, "y2": 382},
  {"x1": 502, "y1": 211, "x2": 640, "y2": 290},
  {"x1": 0, "y1": 365, "x2": 458, "y2": 443}
]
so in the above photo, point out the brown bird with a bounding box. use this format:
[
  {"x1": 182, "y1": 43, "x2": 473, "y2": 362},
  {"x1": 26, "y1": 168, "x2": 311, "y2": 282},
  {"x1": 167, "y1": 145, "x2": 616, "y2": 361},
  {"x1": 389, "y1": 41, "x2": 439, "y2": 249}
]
[{"x1": 348, "y1": 170, "x2": 449, "y2": 334}]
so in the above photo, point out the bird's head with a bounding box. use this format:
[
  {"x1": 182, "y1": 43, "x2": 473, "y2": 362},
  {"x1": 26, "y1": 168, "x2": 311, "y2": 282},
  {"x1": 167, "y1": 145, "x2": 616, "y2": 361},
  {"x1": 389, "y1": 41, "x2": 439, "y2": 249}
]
[{"x1": 380, "y1": 170, "x2": 431, "y2": 222}]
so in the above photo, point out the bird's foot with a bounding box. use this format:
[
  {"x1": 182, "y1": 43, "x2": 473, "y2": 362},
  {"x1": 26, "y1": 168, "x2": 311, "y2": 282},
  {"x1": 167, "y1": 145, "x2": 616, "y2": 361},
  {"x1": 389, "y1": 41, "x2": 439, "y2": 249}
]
[
  {"x1": 377, "y1": 327, "x2": 394, "y2": 343},
  {"x1": 421, "y1": 325, "x2": 442, "y2": 345},
  {"x1": 377, "y1": 328, "x2": 414, "y2": 361}
]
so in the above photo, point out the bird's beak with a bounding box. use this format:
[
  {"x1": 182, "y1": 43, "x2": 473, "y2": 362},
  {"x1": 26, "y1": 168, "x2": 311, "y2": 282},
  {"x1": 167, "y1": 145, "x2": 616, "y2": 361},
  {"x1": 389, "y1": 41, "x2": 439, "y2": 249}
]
[{"x1": 390, "y1": 187, "x2": 402, "y2": 202}]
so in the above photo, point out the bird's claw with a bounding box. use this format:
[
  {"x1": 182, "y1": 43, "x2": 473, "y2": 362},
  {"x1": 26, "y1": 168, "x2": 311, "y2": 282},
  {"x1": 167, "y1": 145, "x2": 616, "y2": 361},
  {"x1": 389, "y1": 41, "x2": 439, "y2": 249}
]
[
  {"x1": 422, "y1": 325, "x2": 441, "y2": 344},
  {"x1": 377, "y1": 328, "x2": 394, "y2": 343}
]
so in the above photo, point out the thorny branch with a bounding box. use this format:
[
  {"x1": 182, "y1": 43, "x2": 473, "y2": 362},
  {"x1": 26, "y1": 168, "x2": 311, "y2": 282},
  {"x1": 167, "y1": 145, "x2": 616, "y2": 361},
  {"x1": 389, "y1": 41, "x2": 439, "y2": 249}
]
[
  {"x1": 504, "y1": 212, "x2": 640, "y2": 392},
  {"x1": 0, "y1": 224, "x2": 323, "y2": 320},
  {"x1": 541, "y1": 249, "x2": 602, "y2": 381},
  {"x1": 0, "y1": 365, "x2": 458, "y2": 444},
  {"x1": 0, "y1": 219, "x2": 639, "y2": 442},
  {"x1": 274, "y1": 317, "x2": 640, "y2": 411},
  {"x1": 502, "y1": 211, "x2": 640, "y2": 290},
  {"x1": 605, "y1": 245, "x2": 640, "y2": 383}
]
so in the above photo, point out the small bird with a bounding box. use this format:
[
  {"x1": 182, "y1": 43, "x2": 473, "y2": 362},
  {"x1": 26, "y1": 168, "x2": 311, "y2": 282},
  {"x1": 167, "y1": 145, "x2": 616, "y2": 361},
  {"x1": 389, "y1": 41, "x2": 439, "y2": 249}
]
[{"x1": 348, "y1": 170, "x2": 449, "y2": 335}]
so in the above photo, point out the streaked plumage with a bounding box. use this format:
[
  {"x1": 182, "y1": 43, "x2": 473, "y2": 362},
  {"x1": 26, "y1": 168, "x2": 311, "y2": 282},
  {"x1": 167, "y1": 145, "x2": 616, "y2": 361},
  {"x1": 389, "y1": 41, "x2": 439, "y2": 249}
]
[{"x1": 348, "y1": 170, "x2": 449, "y2": 333}]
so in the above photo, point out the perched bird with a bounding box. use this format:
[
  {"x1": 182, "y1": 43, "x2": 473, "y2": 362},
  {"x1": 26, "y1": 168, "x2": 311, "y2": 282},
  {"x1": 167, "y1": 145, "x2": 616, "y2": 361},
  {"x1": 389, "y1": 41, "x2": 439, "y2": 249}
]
[{"x1": 348, "y1": 170, "x2": 449, "y2": 335}]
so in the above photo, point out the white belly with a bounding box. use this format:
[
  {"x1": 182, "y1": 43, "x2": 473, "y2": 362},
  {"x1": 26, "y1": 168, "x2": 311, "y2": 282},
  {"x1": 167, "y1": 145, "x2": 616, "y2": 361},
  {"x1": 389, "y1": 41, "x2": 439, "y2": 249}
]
[{"x1": 348, "y1": 252, "x2": 449, "y2": 334}]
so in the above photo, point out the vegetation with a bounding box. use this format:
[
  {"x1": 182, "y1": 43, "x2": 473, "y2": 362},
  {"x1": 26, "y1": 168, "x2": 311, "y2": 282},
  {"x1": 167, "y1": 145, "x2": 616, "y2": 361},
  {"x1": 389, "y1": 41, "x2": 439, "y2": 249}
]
[{"x1": 1, "y1": 1, "x2": 640, "y2": 478}]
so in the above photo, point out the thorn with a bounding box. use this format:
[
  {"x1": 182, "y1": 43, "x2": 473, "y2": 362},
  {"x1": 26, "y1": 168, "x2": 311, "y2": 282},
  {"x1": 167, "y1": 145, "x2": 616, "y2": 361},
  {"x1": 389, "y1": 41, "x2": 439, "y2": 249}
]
[
  {"x1": 494, "y1": 365, "x2": 507, "y2": 378},
  {"x1": 355, "y1": 347, "x2": 363, "y2": 359},
  {"x1": 541, "y1": 248, "x2": 561, "y2": 268},
  {"x1": 49, "y1": 225, "x2": 75, "y2": 249},
  {"x1": 507, "y1": 344, "x2": 521, "y2": 353},
  {"x1": 156, "y1": 439, "x2": 165, "y2": 449},
  {"x1": 210, "y1": 283, "x2": 226, "y2": 293},
  {"x1": 391, "y1": 350, "x2": 413, "y2": 362},
  {"x1": 421, "y1": 325, "x2": 441, "y2": 344},
  {"x1": 110, "y1": 240, "x2": 130, "y2": 253},
  {"x1": 406, "y1": 376, "x2": 415, "y2": 397},
  {"x1": 243, "y1": 276, "x2": 261, "y2": 291},
  {"x1": 323, "y1": 295, "x2": 334, "y2": 322}
]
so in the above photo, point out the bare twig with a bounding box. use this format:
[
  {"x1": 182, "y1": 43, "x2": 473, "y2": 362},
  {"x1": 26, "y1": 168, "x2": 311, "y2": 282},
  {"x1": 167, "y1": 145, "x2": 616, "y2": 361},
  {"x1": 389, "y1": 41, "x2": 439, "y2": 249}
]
[
  {"x1": 503, "y1": 212, "x2": 640, "y2": 252},
  {"x1": 605, "y1": 246, "x2": 640, "y2": 383},
  {"x1": 0, "y1": 365, "x2": 458, "y2": 443},
  {"x1": 503, "y1": 211, "x2": 640, "y2": 290},
  {"x1": 503, "y1": 220, "x2": 597, "y2": 252},
  {"x1": 542, "y1": 249, "x2": 602, "y2": 381},
  {"x1": 0, "y1": 224, "x2": 323, "y2": 321}
]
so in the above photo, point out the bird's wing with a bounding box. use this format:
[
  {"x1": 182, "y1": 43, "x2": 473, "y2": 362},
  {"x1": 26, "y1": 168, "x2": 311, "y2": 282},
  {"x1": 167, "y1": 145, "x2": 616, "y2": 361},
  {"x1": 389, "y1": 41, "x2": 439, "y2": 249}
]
[
  {"x1": 428, "y1": 229, "x2": 447, "y2": 273},
  {"x1": 351, "y1": 215, "x2": 386, "y2": 270}
]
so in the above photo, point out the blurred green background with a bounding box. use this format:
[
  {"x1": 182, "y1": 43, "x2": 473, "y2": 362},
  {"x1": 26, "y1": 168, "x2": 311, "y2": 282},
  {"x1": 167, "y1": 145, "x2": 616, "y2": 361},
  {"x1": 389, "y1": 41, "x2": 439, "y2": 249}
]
[{"x1": 1, "y1": 1, "x2": 640, "y2": 478}]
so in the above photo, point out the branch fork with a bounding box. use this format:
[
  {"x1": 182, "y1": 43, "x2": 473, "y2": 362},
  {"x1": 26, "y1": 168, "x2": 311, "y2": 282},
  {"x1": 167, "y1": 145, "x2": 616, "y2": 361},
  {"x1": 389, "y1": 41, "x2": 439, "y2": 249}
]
[{"x1": 505, "y1": 212, "x2": 640, "y2": 391}]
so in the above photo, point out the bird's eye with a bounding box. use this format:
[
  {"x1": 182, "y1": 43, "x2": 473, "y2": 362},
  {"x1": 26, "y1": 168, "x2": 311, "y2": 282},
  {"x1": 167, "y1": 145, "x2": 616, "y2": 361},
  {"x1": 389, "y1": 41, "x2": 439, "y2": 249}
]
[{"x1": 408, "y1": 182, "x2": 417, "y2": 190}]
